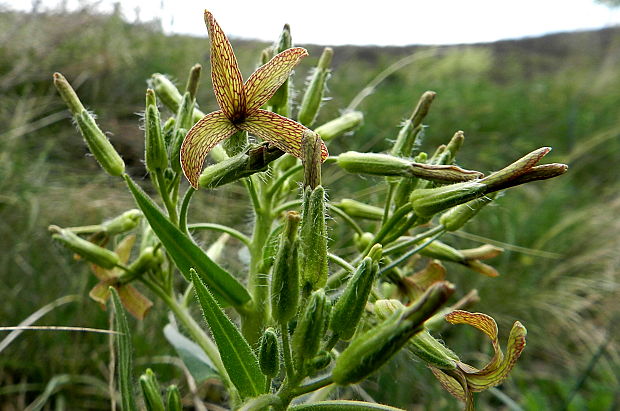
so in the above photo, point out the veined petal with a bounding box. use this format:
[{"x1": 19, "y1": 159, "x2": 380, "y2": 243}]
[
  {"x1": 114, "y1": 234, "x2": 136, "y2": 264},
  {"x1": 89, "y1": 281, "x2": 112, "y2": 305},
  {"x1": 240, "y1": 109, "x2": 328, "y2": 161},
  {"x1": 118, "y1": 284, "x2": 153, "y2": 320},
  {"x1": 204, "y1": 10, "x2": 246, "y2": 120},
  {"x1": 244, "y1": 47, "x2": 308, "y2": 114},
  {"x1": 446, "y1": 310, "x2": 527, "y2": 392},
  {"x1": 181, "y1": 110, "x2": 237, "y2": 188}
]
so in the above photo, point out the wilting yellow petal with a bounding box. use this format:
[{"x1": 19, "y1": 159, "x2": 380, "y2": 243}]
[
  {"x1": 446, "y1": 310, "x2": 527, "y2": 392},
  {"x1": 89, "y1": 281, "x2": 112, "y2": 306},
  {"x1": 240, "y1": 109, "x2": 328, "y2": 161},
  {"x1": 244, "y1": 47, "x2": 308, "y2": 115},
  {"x1": 114, "y1": 234, "x2": 136, "y2": 264},
  {"x1": 118, "y1": 284, "x2": 153, "y2": 320},
  {"x1": 204, "y1": 10, "x2": 246, "y2": 121},
  {"x1": 181, "y1": 110, "x2": 238, "y2": 188}
]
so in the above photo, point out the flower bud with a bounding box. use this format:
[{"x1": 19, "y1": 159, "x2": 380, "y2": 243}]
[
  {"x1": 314, "y1": 111, "x2": 363, "y2": 141},
  {"x1": 268, "y1": 24, "x2": 292, "y2": 116},
  {"x1": 151, "y1": 73, "x2": 205, "y2": 123},
  {"x1": 292, "y1": 289, "x2": 331, "y2": 373},
  {"x1": 338, "y1": 151, "x2": 413, "y2": 177},
  {"x1": 139, "y1": 368, "x2": 165, "y2": 411},
  {"x1": 101, "y1": 209, "x2": 142, "y2": 235},
  {"x1": 223, "y1": 130, "x2": 248, "y2": 157},
  {"x1": 336, "y1": 199, "x2": 383, "y2": 220},
  {"x1": 302, "y1": 130, "x2": 323, "y2": 189},
  {"x1": 184, "y1": 63, "x2": 202, "y2": 101},
  {"x1": 145, "y1": 89, "x2": 168, "y2": 172},
  {"x1": 439, "y1": 192, "x2": 497, "y2": 232},
  {"x1": 410, "y1": 181, "x2": 486, "y2": 217},
  {"x1": 299, "y1": 186, "x2": 329, "y2": 290},
  {"x1": 271, "y1": 211, "x2": 301, "y2": 324},
  {"x1": 50, "y1": 225, "x2": 119, "y2": 269},
  {"x1": 419, "y1": 240, "x2": 466, "y2": 263},
  {"x1": 353, "y1": 232, "x2": 374, "y2": 252},
  {"x1": 392, "y1": 152, "x2": 427, "y2": 209},
  {"x1": 298, "y1": 47, "x2": 333, "y2": 126},
  {"x1": 258, "y1": 327, "x2": 280, "y2": 378},
  {"x1": 330, "y1": 256, "x2": 379, "y2": 341},
  {"x1": 166, "y1": 385, "x2": 182, "y2": 411},
  {"x1": 309, "y1": 350, "x2": 332, "y2": 372},
  {"x1": 120, "y1": 246, "x2": 160, "y2": 284},
  {"x1": 390, "y1": 91, "x2": 436, "y2": 158},
  {"x1": 198, "y1": 152, "x2": 251, "y2": 189}
]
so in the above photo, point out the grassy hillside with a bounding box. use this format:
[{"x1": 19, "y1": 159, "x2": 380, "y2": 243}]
[{"x1": 1, "y1": 7, "x2": 619, "y2": 409}]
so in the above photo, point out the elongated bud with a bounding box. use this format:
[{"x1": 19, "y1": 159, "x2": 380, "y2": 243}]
[
  {"x1": 419, "y1": 240, "x2": 500, "y2": 277},
  {"x1": 223, "y1": 130, "x2": 248, "y2": 157},
  {"x1": 309, "y1": 350, "x2": 332, "y2": 372},
  {"x1": 258, "y1": 327, "x2": 280, "y2": 378},
  {"x1": 54, "y1": 73, "x2": 125, "y2": 176},
  {"x1": 145, "y1": 89, "x2": 168, "y2": 172},
  {"x1": 314, "y1": 111, "x2": 363, "y2": 141},
  {"x1": 101, "y1": 209, "x2": 142, "y2": 235},
  {"x1": 333, "y1": 282, "x2": 454, "y2": 385},
  {"x1": 298, "y1": 47, "x2": 333, "y2": 126},
  {"x1": 166, "y1": 385, "x2": 182, "y2": 411},
  {"x1": 481, "y1": 147, "x2": 552, "y2": 189},
  {"x1": 353, "y1": 232, "x2": 374, "y2": 252},
  {"x1": 302, "y1": 130, "x2": 322, "y2": 189},
  {"x1": 336, "y1": 199, "x2": 383, "y2": 220},
  {"x1": 445, "y1": 130, "x2": 465, "y2": 163},
  {"x1": 271, "y1": 211, "x2": 301, "y2": 324},
  {"x1": 299, "y1": 186, "x2": 328, "y2": 290},
  {"x1": 330, "y1": 255, "x2": 379, "y2": 341},
  {"x1": 292, "y1": 289, "x2": 331, "y2": 373},
  {"x1": 184, "y1": 64, "x2": 202, "y2": 101},
  {"x1": 260, "y1": 225, "x2": 283, "y2": 273},
  {"x1": 439, "y1": 192, "x2": 497, "y2": 232},
  {"x1": 119, "y1": 246, "x2": 160, "y2": 284},
  {"x1": 151, "y1": 73, "x2": 205, "y2": 123},
  {"x1": 139, "y1": 368, "x2": 165, "y2": 411},
  {"x1": 391, "y1": 91, "x2": 436, "y2": 157},
  {"x1": 50, "y1": 225, "x2": 119, "y2": 269},
  {"x1": 268, "y1": 24, "x2": 292, "y2": 116},
  {"x1": 410, "y1": 180, "x2": 487, "y2": 217}
]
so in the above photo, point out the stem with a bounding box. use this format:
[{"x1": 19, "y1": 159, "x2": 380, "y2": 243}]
[
  {"x1": 179, "y1": 186, "x2": 195, "y2": 235},
  {"x1": 382, "y1": 182, "x2": 396, "y2": 225},
  {"x1": 380, "y1": 229, "x2": 446, "y2": 274},
  {"x1": 292, "y1": 375, "x2": 334, "y2": 397},
  {"x1": 244, "y1": 176, "x2": 262, "y2": 214},
  {"x1": 188, "y1": 223, "x2": 251, "y2": 247},
  {"x1": 383, "y1": 225, "x2": 446, "y2": 256},
  {"x1": 328, "y1": 253, "x2": 356, "y2": 273},
  {"x1": 267, "y1": 164, "x2": 303, "y2": 199},
  {"x1": 155, "y1": 169, "x2": 179, "y2": 224},
  {"x1": 280, "y1": 323, "x2": 295, "y2": 382},
  {"x1": 327, "y1": 204, "x2": 364, "y2": 236}
]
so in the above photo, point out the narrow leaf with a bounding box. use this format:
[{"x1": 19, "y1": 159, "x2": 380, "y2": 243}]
[
  {"x1": 124, "y1": 175, "x2": 251, "y2": 307},
  {"x1": 289, "y1": 400, "x2": 405, "y2": 410},
  {"x1": 110, "y1": 287, "x2": 137, "y2": 411},
  {"x1": 191, "y1": 270, "x2": 265, "y2": 398},
  {"x1": 163, "y1": 324, "x2": 218, "y2": 383}
]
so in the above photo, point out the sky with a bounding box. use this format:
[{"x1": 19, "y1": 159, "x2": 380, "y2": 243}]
[{"x1": 3, "y1": 0, "x2": 620, "y2": 46}]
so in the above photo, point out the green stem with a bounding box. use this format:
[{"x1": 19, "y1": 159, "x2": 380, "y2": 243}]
[
  {"x1": 267, "y1": 164, "x2": 303, "y2": 199},
  {"x1": 383, "y1": 225, "x2": 446, "y2": 256},
  {"x1": 327, "y1": 253, "x2": 355, "y2": 273},
  {"x1": 155, "y1": 169, "x2": 179, "y2": 225},
  {"x1": 188, "y1": 223, "x2": 251, "y2": 247},
  {"x1": 327, "y1": 204, "x2": 364, "y2": 236},
  {"x1": 244, "y1": 176, "x2": 263, "y2": 214},
  {"x1": 292, "y1": 375, "x2": 334, "y2": 397},
  {"x1": 382, "y1": 182, "x2": 396, "y2": 225},
  {"x1": 178, "y1": 186, "x2": 195, "y2": 235},
  {"x1": 273, "y1": 199, "x2": 302, "y2": 215},
  {"x1": 380, "y1": 229, "x2": 446, "y2": 274},
  {"x1": 280, "y1": 323, "x2": 295, "y2": 382}
]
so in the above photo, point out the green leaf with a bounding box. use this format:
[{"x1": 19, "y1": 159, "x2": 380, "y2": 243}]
[
  {"x1": 289, "y1": 400, "x2": 405, "y2": 410},
  {"x1": 124, "y1": 175, "x2": 251, "y2": 307},
  {"x1": 163, "y1": 324, "x2": 219, "y2": 383},
  {"x1": 191, "y1": 270, "x2": 265, "y2": 399},
  {"x1": 110, "y1": 287, "x2": 137, "y2": 411}
]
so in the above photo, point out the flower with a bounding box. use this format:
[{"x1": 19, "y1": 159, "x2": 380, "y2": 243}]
[
  {"x1": 180, "y1": 11, "x2": 328, "y2": 188},
  {"x1": 430, "y1": 310, "x2": 527, "y2": 411},
  {"x1": 89, "y1": 235, "x2": 153, "y2": 320}
]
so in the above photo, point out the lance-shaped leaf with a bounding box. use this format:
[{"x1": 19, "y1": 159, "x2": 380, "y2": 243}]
[
  {"x1": 289, "y1": 400, "x2": 405, "y2": 410},
  {"x1": 163, "y1": 324, "x2": 219, "y2": 383},
  {"x1": 191, "y1": 271, "x2": 265, "y2": 398},
  {"x1": 124, "y1": 175, "x2": 251, "y2": 307},
  {"x1": 180, "y1": 11, "x2": 328, "y2": 189},
  {"x1": 110, "y1": 287, "x2": 137, "y2": 411}
]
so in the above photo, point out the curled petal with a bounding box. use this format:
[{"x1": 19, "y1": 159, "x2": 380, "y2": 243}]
[
  {"x1": 89, "y1": 281, "x2": 112, "y2": 306},
  {"x1": 430, "y1": 368, "x2": 474, "y2": 410},
  {"x1": 240, "y1": 109, "x2": 328, "y2": 161},
  {"x1": 446, "y1": 310, "x2": 527, "y2": 392},
  {"x1": 181, "y1": 110, "x2": 237, "y2": 188},
  {"x1": 114, "y1": 234, "x2": 136, "y2": 264},
  {"x1": 244, "y1": 47, "x2": 308, "y2": 115},
  {"x1": 118, "y1": 284, "x2": 153, "y2": 320},
  {"x1": 204, "y1": 10, "x2": 246, "y2": 120}
]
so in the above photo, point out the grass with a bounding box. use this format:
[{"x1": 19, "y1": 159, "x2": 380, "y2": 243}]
[{"x1": 0, "y1": 5, "x2": 619, "y2": 409}]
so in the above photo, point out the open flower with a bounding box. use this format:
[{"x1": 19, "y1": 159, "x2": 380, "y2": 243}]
[
  {"x1": 180, "y1": 11, "x2": 328, "y2": 188},
  {"x1": 430, "y1": 310, "x2": 527, "y2": 411},
  {"x1": 89, "y1": 235, "x2": 153, "y2": 320}
]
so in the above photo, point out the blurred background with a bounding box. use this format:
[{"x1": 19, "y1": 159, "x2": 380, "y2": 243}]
[{"x1": 1, "y1": 0, "x2": 619, "y2": 409}]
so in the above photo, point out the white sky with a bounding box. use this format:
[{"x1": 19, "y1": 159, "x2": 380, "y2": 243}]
[{"x1": 3, "y1": 0, "x2": 620, "y2": 45}]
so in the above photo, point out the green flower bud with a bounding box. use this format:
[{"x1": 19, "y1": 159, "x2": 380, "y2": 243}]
[
  {"x1": 166, "y1": 385, "x2": 182, "y2": 411},
  {"x1": 419, "y1": 240, "x2": 466, "y2": 263},
  {"x1": 298, "y1": 47, "x2": 333, "y2": 126},
  {"x1": 139, "y1": 368, "x2": 165, "y2": 411},
  {"x1": 271, "y1": 211, "x2": 301, "y2": 324},
  {"x1": 184, "y1": 63, "x2": 202, "y2": 101},
  {"x1": 336, "y1": 199, "x2": 383, "y2": 221},
  {"x1": 392, "y1": 152, "x2": 427, "y2": 209},
  {"x1": 332, "y1": 282, "x2": 454, "y2": 385},
  {"x1": 145, "y1": 89, "x2": 168, "y2": 172},
  {"x1": 102, "y1": 209, "x2": 142, "y2": 235},
  {"x1": 439, "y1": 192, "x2": 497, "y2": 232},
  {"x1": 338, "y1": 151, "x2": 413, "y2": 177},
  {"x1": 268, "y1": 24, "x2": 292, "y2": 116},
  {"x1": 292, "y1": 289, "x2": 331, "y2": 373},
  {"x1": 353, "y1": 232, "x2": 374, "y2": 253},
  {"x1": 330, "y1": 256, "x2": 379, "y2": 341},
  {"x1": 52, "y1": 72, "x2": 85, "y2": 115},
  {"x1": 299, "y1": 186, "x2": 328, "y2": 290},
  {"x1": 258, "y1": 327, "x2": 280, "y2": 378},
  {"x1": 410, "y1": 181, "x2": 486, "y2": 217},
  {"x1": 309, "y1": 350, "x2": 332, "y2": 372},
  {"x1": 50, "y1": 225, "x2": 119, "y2": 269},
  {"x1": 260, "y1": 224, "x2": 284, "y2": 273},
  {"x1": 315, "y1": 111, "x2": 363, "y2": 142},
  {"x1": 70, "y1": 106, "x2": 125, "y2": 176},
  {"x1": 120, "y1": 246, "x2": 160, "y2": 284},
  {"x1": 302, "y1": 130, "x2": 323, "y2": 189},
  {"x1": 223, "y1": 130, "x2": 248, "y2": 157},
  {"x1": 390, "y1": 91, "x2": 435, "y2": 158},
  {"x1": 151, "y1": 73, "x2": 205, "y2": 123}
]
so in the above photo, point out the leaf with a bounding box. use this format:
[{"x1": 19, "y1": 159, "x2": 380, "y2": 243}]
[
  {"x1": 289, "y1": 400, "x2": 405, "y2": 410},
  {"x1": 124, "y1": 175, "x2": 251, "y2": 308},
  {"x1": 110, "y1": 287, "x2": 137, "y2": 411},
  {"x1": 163, "y1": 323, "x2": 219, "y2": 383},
  {"x1": 191, "y1": 270, "x2": 265, "y2": 398}
]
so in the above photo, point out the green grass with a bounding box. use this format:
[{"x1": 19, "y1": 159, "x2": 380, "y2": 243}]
[{"x1": 1, "y1": 6, "x2": 619, "y2": 409}]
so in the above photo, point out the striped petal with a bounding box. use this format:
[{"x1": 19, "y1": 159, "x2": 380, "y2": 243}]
[
  {"x1": 204, "y1": 10, "x2": 246, "y2": 120},
  {"x1": 239, "y1": 109, "x2": 328, "y2": 161},
  {"x1": 244, "y1": 47, "x2": 308, "y2": 115},
  {"x1": 181, "y1": 110, "x2": 237, "y2": 188}
]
